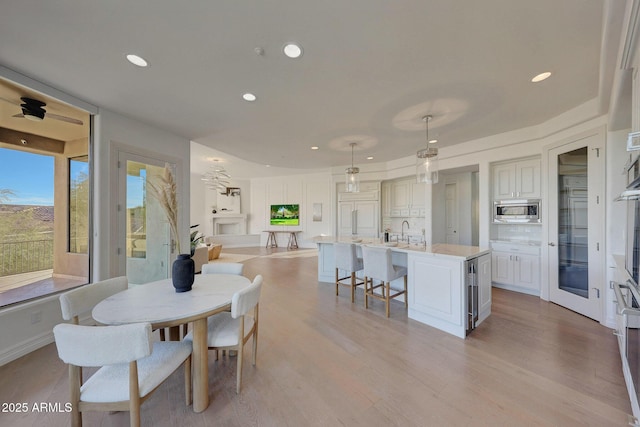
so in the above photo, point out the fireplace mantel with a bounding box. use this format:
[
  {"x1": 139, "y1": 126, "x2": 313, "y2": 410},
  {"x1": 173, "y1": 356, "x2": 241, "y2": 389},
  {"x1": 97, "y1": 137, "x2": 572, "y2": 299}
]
[{"x1": 212, "y1": 213, "x2": 247, "y2": 235}]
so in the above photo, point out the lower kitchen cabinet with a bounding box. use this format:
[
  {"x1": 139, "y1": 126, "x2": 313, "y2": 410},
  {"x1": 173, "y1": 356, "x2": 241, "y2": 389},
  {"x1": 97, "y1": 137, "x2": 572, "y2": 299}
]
[{"x1": 490, "y1": 242, "x2": 540, "y2": 295}]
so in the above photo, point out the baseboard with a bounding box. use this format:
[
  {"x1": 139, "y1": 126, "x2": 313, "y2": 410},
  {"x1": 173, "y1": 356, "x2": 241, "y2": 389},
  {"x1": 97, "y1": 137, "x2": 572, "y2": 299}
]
[
  {"x1": 0, "y1": 330, "x2": 54, "y2": 366},
  {"x1": 209, "y1": 234, "x2": 260, "y2": 247}
]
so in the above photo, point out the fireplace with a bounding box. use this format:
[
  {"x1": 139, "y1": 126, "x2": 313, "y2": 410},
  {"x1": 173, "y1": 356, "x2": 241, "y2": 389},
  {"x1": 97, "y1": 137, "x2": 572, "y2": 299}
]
[{"x1": 212, "y1": 213, "x2": 247, "y2": 235}]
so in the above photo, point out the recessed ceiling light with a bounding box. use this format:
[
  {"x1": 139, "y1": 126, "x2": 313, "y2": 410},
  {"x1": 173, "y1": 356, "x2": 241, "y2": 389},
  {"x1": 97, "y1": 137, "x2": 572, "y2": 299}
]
[
  {"x1": 242, "y1": 93, "x2": 257, "y2": 102},
  {"x1": 283, "y1": 43, "x2": 303, "y2": 59},
  {"x1": 531, "y1": 71, "x2": 551, "y2": 83},
  {"x1": 126, "y1": 54, "x2": 148, "y2": 67},
  {"x1": 265, "y1": 165, "x2": 271, "y2": 168},
  {"x1": 429, "y1": 139, "x2": 438, "y2": 144},
  {"x1": 311, "y1": 146, "x2": 319, "y2": 150},
  {"x1": 367, "y1": 156, "x2": 374, "y2": 160}
]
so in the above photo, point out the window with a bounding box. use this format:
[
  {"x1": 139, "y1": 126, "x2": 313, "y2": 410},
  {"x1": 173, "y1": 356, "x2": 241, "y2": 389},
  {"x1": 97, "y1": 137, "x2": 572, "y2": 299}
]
[{"x1": 69, "y1": 156, "x2": 89, "y2": 253}]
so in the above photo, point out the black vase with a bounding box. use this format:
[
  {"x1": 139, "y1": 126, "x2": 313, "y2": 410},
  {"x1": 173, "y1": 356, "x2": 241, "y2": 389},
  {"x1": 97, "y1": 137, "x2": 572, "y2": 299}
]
[{"x1": 172, "y1": 254, "x2": 195, "y2": 293}]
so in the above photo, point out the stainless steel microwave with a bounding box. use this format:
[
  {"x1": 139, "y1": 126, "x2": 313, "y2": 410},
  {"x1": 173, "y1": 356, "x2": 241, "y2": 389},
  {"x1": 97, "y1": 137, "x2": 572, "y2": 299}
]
[{"x1": 493, "y1": 199, "x2": 541, "y2": 224}]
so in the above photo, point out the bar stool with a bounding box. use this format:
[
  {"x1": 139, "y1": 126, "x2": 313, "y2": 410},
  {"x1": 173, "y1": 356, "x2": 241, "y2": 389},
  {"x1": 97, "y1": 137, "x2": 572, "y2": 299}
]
[
  {"x1": 334, "y1": 242, "x2": 365, "y2": 303},
  {"x1": 361, "y1": 245, "x2": 408, "y2": 317}
]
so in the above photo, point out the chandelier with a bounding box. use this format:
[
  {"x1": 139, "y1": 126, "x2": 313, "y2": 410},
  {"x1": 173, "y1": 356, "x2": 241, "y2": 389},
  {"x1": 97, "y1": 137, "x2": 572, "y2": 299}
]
[
  {"x1": 416, "y1": 115, "x2": 439, "y2": 184},
  {"x1": 201, "y1": 160, "x2": 231, "y2": 194},
  {"x1": 345, "y1": 142, "x2": 360, "y2": 193}
]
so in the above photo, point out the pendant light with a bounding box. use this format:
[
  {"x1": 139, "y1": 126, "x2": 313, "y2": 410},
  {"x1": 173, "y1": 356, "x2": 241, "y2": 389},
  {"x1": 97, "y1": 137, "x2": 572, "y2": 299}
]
[
  {"x1": 345, "y1": 142, "x2": 360, "y2": 193},
  {"x1": 416, "y1": 115, "x2": 439, "y2": 184}
]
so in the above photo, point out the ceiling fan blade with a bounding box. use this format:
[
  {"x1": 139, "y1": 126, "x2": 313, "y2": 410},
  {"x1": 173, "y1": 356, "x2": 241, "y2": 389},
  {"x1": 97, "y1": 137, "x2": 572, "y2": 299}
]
[
  {"x1": 0, "y1": 96, "x2": 20, "y2": 106},
  {"x1": 47, "y1": 113, "x2": 83, "y2": 125},
  {"x1": 11, "y1": 113, "x2": 24, "y2": 118}
]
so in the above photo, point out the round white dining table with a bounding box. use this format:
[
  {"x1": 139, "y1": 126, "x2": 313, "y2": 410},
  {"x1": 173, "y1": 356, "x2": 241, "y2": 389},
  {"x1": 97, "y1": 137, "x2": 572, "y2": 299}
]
[{"x1": 92, "y1": 273, "x2": 251, "y2": 413}]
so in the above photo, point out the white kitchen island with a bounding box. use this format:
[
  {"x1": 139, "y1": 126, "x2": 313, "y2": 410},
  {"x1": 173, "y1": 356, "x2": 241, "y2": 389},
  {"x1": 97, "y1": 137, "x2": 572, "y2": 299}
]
[{"x1": 314, "y1": 236, "x2": 491, "y2": 338}]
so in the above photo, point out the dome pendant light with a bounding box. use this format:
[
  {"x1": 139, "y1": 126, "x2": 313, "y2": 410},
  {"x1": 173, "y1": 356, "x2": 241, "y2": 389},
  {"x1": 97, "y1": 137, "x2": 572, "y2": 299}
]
[
  {"x1": 345, "y1": 142, "x2": 360, "y2": 193},
  {"x1": 416, "y1": 115, "x2": 439, "y2": 184}
]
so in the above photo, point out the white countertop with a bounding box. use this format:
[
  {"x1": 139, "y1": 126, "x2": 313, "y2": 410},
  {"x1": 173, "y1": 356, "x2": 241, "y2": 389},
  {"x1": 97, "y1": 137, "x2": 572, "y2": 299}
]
[{"x1": 313, "y1": 236, "x2": 489, "y2": 260}]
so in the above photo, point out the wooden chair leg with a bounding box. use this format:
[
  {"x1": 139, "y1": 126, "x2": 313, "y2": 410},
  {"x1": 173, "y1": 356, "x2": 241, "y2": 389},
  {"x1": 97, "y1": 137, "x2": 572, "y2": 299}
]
[
  {"x1": 364, "y1": 277, "x2": 369, "y2": 308},
  {"x1": 69, "y1": 365, "x2": 82, "y2": 427},
  {"x1": 335, "y1": 268, "x2": 339, "y2": 296},
  {"x1": 404, "y1": 275, "x2": 408, "y2": 307},
  {"x1": 129, "y1": 361, "x2": 141, "y2": 427},
  {"x1": 252, "y1": 307, "x2": 259, "y2": 366},
  {"x1": 385, "y1": 282, "x2": 390, "y2": 318},
  {"x1": 350, "y1": 272, "x2": 356, "y2": 303},
  {"x1": 159, "y1": 328, "x2": 165, "y2": 341},
  {"x1": 184, "y1": 356, "x2": 192, "y2": 406}
]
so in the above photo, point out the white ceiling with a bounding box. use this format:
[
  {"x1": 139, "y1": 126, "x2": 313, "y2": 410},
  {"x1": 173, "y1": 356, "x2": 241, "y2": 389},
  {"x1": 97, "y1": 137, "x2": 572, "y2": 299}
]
[{"x1": 0, "y1": 1, "x2": 628, "y2": 177}]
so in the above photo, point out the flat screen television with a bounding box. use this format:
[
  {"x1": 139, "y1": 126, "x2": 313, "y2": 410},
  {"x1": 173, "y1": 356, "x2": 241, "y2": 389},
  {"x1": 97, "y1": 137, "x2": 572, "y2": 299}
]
[{"x1": 270, "y1": 204, "x2": 299, "y2": 226}]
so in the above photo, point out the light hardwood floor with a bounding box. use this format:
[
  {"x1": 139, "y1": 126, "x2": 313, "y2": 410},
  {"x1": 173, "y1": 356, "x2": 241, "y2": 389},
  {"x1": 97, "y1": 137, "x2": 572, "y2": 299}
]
[{"x1": 0, "y1": 247, "x2": 632, "y2": 426}]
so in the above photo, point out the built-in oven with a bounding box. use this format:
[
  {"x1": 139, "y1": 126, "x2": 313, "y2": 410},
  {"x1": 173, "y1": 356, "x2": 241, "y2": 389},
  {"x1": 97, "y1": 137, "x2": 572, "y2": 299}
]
[
  {"x1": 613, "y1": 280, "x2": 640, "y2": 421},
  {"x1": 493, "y1": 199, "x2": 541, "y2": 224}
]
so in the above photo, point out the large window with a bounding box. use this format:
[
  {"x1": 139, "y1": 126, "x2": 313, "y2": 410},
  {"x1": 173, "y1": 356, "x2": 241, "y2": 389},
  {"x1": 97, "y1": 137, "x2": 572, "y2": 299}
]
[
  {"x1": 0, "y1": 145, "x2": 89, "y2": 307},
  {"x1": 69, "y1": 155, "x2": 89, "y2": 253},
  {"x1": 0, "y1": 147, "x2": 54, "y2": 282}
]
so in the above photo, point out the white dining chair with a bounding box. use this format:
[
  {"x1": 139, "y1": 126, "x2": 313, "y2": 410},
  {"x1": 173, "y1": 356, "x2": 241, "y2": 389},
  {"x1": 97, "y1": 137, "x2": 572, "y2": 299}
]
[
  {"x1": 59, "y1": 276, "x2": 128, "y2": 325},
  {"x1": 361, "y1": 245, "x2": 407, "y2": 317},
  {"x1": 334, "y1": 242, "x2": 364, "y2": 303},
  {"x1": 185, "y1": 274, "x2": 262, "y2": 393},
  {"x1": 201, "y1": 262, "x2": 244, "y2": 275},
  {"x1": 53, "y1": 322, "x2": 192, "y2": 427}
]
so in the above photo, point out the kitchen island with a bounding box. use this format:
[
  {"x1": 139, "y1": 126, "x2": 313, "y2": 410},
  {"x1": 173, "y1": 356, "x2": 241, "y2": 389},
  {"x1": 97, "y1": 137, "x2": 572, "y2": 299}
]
[{"x1": 314, "y1": 236, "x2": 491, "y2": 338}]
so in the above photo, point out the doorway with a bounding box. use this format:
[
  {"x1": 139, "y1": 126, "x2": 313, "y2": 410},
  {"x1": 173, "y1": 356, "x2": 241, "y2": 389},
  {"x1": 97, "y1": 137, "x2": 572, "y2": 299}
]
[
  {"x1": 445, "y1": 183, "x2": 459, "y2": 244},
  {"x1": 117, "y1": 151, "x2": 175, "y2": 285},
  {"x1": 546, "y1": 130, "x2": 604, "y2": 321}
]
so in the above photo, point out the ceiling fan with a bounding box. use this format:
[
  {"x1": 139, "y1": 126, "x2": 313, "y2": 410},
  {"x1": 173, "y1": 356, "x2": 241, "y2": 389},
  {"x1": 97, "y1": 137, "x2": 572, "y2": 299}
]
[{"x1": 7, "y1": 96, "x2": 84, "y2": 125}]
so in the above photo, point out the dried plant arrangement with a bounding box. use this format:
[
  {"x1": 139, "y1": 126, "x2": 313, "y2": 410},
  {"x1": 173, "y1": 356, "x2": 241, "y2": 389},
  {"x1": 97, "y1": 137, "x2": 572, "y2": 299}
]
[{"x1": 148, "y1": 164, "x2": 181, "y2": 254}]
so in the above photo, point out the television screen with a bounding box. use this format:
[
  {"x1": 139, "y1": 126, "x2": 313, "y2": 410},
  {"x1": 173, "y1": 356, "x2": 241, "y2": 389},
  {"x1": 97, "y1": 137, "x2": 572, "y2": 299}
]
[{"x1": 270, "y1": 204, "x2": 299, "y2": 226}]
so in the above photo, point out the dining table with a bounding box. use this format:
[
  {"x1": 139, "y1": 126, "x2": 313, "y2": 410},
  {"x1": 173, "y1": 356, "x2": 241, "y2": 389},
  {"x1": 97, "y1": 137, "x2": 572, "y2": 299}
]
[{"x1": 92, "y1": 273, "x2": 252, "y2": 413}]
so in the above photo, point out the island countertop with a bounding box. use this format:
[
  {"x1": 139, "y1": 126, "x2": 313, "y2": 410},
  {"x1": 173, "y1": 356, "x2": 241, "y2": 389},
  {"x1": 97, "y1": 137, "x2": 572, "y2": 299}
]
[{"x1": 313, "y1": 235, "x2": 490, "y2": 260}]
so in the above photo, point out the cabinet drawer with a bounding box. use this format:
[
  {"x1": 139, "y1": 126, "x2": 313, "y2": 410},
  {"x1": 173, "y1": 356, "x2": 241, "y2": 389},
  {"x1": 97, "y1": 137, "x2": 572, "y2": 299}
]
[{"x1": 490, "y1": 242, "x2": 540, "y2": 255}]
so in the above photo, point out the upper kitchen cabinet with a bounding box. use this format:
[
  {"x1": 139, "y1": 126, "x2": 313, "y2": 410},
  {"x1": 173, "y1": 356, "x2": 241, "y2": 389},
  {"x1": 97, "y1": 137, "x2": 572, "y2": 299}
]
[
  {"x1": 492, "y1": 158, "x2": 541, "y2": 200},
  {"x1": 384, "y1": 178, "x2": 426, "y2": 217}
]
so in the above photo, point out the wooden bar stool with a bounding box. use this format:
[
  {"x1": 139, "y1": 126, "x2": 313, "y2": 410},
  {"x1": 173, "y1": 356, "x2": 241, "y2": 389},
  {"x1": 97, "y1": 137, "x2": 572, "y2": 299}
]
[
  {"x1": 334, "y1": 242, "x2": 364, "y2": 303},
  {"x1": 361, "y1": 245, "x2": 407, "y2": 317}
]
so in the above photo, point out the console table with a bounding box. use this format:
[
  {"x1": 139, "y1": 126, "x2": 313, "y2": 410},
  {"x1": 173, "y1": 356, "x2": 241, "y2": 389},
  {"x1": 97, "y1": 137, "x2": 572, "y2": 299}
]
[{"x1": 264, "y1": 230, "x2": 299, "y2": 250}]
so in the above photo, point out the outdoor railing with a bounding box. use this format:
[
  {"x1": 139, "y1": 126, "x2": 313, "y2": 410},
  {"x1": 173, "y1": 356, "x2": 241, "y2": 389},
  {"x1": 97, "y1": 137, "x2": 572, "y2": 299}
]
[{"x1": 0, "y1": 239, "x2": 54, "y2": 276}]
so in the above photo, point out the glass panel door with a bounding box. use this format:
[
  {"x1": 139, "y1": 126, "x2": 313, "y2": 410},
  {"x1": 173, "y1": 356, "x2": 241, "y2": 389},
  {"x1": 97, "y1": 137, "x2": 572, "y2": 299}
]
[
  {"x1": 118, "y1": 152, "x2": 173, "y2": 285},
  {"x1": 557, "y1": 147, "x2": 588, "y2": 297},
  {"x1": 548, "y1": 138, "x2": 601, "y2": 321}
]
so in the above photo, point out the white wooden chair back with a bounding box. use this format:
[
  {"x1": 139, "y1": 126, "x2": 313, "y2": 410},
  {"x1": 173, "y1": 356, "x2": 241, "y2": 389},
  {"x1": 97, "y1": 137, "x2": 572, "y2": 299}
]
[
  {"x1": 59, "y1": 276, "x2": 128, "y2": 324},
  {"x1": 231, "y1": 275, "x2": 263, "y2": 319}
]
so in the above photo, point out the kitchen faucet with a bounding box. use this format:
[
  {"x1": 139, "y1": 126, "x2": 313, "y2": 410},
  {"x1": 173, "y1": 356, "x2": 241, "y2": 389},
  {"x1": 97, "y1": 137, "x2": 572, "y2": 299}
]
[{"x1": 401, "y1": 220, "x2": 409, "y2": 242}]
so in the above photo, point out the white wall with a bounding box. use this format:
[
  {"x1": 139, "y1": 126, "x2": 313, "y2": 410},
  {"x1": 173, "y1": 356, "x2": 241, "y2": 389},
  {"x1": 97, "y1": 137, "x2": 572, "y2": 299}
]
[{"x1": 250, "y1": 173, "x2": 333, "y2": 248}]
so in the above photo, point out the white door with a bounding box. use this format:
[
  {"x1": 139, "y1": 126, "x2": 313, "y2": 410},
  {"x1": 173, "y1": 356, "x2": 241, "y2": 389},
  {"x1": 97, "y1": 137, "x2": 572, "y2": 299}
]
[
  {"x1": 547, "y1": 134, "x2": 604, "y2": 321},
  {"x1": 445, "y1": 183, "x2": 459, "y2": 244},
  {"x1": 117, "y1": 152, "x2": 175, "y2": 285}
]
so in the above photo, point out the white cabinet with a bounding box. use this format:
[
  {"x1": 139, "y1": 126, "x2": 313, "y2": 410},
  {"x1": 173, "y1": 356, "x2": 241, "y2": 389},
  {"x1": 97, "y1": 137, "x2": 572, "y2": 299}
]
[
  {"x1": 338, "y1": 200, "x2": 379, "y2": 237},
  {"x1": 490, "y1": 242, "x2": 540, "y2": 295},
  {"x1": 478, "y1": 253, "x2": 492, "y2": 323},
  {"x1": 384, "y1": 178, "x2": 425, "y2": 217},
  {"x1": 381, "y1": 184, "x2": 391, "y2": 217},
  {"x1": 408, "y1": 252, "x2": 491, "y2": 339},
  {"x1": 492, "y1": 158, "x2": 540, "y2": 199}
]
